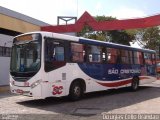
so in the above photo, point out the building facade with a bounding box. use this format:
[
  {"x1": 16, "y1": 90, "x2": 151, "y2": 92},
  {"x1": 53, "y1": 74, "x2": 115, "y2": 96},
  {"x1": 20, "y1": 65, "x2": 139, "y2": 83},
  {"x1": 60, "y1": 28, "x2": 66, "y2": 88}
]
[{"x1": 0, "y1": 6, "x2": 49, "y2": 86}]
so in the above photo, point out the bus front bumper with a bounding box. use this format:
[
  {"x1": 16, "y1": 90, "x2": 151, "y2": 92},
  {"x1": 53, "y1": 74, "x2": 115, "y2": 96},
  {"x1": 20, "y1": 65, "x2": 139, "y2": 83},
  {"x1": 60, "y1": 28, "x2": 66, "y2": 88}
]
[{"x1": 10, "y1": 84, "x2": 42, "y2": 97}]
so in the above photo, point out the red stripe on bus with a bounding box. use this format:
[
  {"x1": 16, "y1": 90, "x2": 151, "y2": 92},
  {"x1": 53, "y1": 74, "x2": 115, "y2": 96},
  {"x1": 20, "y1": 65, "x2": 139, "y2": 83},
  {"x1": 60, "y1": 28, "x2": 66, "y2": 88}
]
[
  {"x1": 96, "y1": 76, "x2": 150, "y2": 87},
  {"x1": 139, "y1": 76, "x2": 150, "y2": 80},
  {"x1": 96, "y1": 79, "x2": 132, "y2": 87}
]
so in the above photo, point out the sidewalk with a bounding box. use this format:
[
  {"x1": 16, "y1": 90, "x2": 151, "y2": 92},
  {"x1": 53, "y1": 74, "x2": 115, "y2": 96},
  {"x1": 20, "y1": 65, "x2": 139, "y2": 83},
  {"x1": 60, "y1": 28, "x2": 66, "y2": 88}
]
[{"x1": 0, "y1": 85, "x2": 10, "y2": 93}]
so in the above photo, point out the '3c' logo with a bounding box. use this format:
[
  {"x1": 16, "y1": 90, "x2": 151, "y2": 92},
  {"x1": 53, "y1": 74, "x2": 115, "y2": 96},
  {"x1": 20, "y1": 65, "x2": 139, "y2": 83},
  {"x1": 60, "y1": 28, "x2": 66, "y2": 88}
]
[{"x1": 52, "y1": 85, "x2": 63, "y2": 95}]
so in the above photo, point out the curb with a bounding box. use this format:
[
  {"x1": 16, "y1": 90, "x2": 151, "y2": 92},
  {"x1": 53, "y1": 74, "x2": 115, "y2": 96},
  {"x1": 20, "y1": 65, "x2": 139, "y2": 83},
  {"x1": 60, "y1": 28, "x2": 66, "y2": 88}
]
[{"x1": 0, "y1": 85, "x2": 10, "y2": 93}]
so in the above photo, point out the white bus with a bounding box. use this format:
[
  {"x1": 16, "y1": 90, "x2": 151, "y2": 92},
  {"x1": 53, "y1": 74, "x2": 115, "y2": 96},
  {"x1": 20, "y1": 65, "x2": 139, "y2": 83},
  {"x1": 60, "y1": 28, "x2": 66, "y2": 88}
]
[{"x1": 10, "y1": 32, "x2": 157, "y2": 100}]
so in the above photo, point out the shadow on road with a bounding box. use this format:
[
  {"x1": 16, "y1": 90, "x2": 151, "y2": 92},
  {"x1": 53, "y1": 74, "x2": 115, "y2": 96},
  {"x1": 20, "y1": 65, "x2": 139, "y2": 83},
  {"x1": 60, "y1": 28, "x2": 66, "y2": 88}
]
[{"x1": 16, "y1": 85, "x2": 160, "y2": 117}]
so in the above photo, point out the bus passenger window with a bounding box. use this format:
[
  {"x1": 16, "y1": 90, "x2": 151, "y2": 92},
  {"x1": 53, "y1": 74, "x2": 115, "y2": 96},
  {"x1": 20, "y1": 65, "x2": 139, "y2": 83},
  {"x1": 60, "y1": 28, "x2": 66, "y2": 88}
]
[
  {"x1": 133, "y1": 51, "x2": 139, "y2": 64},
  {"x1": 152, "y1": 54, "x2": 156, "y2": 64},
  {"x1": 133, "y1": 51, "x2": 144, "y2": 65},
  {"x1": 53, "y1": 47, "x2": 64, "y2": 61},
  {"x1": 102, "y1": 52, "x2": 106, "y2": 62},
  {"x1": 71, "y1": 43, "x2": 85, "y2": 62},
  {"x1": 102, "y1": 47, "x2": 107, "y2": 62},
  {"x1": 107, "y1": 48, "x2": 118, "y2": 64},
  {"x1": 45, "y1": 39, "x2": 66, "y2": 72},
  {"x1": 45, "y1": 41, "x2": 65, "y2": 62},
  {"x1": 121, "y1": 49, "x2": 129, "y2": 64},
  {"x1": 144, "y1": 53, "x2": 152, "y2": 65},
  {"x1": 128, "y1": 51, "x2": 133, "y2": 64},
  {"x1": 88, "y1": 45, "x2": 102, "y2": 63},
  {"x1": 138, "y1": 52, "x2": 144, "y2": 65}
]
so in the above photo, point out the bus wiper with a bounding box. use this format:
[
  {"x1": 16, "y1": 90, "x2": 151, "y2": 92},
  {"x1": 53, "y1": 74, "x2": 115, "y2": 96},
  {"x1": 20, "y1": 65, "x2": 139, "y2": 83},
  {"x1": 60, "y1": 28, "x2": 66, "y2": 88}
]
[
  {"x1": 11, "y1": 71, "x2": 36, "y2": 74},
  {"x1": 22, "y1": 71, "x2": 37, "y2": 73}
]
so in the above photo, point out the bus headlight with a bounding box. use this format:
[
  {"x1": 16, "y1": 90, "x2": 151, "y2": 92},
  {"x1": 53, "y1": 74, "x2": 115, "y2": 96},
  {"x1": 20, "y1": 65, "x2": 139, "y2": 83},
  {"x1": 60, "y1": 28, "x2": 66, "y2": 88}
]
[{"x1": 31, "y1": 80, "x2": 41, "y2": 89}]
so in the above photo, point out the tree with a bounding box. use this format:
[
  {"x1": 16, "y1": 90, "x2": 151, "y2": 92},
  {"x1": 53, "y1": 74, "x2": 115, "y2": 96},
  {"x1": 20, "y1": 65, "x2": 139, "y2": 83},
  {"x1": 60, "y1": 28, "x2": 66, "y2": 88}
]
[
  {"x1": 107, "y1": 30, "x2": 135, "y2": 45},
  {"x1": 136, "y1": 27, "x2": 160, "y2": 50}
]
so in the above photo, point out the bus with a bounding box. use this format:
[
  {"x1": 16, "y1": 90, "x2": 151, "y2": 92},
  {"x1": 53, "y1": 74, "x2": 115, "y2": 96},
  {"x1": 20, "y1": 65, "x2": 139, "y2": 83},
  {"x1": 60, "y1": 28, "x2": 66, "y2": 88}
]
[{"x1": 10, "y1": 32, "x2": 157, "y2": 100}]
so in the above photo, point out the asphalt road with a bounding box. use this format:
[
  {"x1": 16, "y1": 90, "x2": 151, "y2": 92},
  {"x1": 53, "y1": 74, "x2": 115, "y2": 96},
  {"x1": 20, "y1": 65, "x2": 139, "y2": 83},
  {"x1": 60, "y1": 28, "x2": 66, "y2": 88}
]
[{"x1": 0, "y1": 81, "x2": 160, "y2": 120}]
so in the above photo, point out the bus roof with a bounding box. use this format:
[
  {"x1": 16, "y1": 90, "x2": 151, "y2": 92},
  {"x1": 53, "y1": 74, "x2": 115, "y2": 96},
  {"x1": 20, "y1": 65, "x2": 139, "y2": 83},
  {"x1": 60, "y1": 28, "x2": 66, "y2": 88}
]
[
  {"x1": 79, "y1": 37, "x2": 155, "y2": 53},
  {"x1": 15, "y1": 31, "x2": 155, "y2": 53}
]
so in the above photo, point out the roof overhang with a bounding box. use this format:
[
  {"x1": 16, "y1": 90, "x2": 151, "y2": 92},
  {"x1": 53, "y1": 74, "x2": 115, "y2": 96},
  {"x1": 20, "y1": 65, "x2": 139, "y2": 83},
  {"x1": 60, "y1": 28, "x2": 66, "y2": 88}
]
[{"x1": 41, "y1": 11, "x2": 160, "y2": 33}]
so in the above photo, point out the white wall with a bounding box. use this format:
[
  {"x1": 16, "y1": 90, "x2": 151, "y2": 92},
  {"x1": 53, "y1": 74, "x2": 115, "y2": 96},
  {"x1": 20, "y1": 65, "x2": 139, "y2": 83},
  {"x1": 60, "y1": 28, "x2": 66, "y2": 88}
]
[
  {"x1": 0, "y1": 34, "x2": 13, "y2": 86},
  {"x1": 0, "y1": 57, "x2": 10, "y2": 85}
]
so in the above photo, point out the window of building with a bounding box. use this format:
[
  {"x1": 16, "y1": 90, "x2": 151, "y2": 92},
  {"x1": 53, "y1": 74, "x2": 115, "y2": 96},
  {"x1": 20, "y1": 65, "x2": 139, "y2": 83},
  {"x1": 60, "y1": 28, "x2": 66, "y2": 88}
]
[
  {"x1": 6, "y1": 47, "x2": 11, "y2": 57},
  {"x1": 0, "y1": 46, "x2": 11, "y2": 57},
  {"x1": 0, "y1": 47, "x2": 2, "y2": 56}
]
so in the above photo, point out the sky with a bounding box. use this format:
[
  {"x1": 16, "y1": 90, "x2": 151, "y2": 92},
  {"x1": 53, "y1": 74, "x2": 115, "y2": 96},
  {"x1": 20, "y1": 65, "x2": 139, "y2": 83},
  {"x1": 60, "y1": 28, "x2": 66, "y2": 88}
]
[{"x1": 1, "y1": 0, "x2": 160, "y2": 25}]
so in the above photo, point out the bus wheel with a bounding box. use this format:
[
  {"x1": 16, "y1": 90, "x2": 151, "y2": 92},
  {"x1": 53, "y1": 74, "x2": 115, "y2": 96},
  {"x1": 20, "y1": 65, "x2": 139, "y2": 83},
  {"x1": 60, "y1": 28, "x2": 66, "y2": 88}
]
[
  {"x1": 69, "y1": 81, "x2": 83, "y2": 101},
  {"x1": 131, "y1": 77, "x2": 139, "y2": 91}
]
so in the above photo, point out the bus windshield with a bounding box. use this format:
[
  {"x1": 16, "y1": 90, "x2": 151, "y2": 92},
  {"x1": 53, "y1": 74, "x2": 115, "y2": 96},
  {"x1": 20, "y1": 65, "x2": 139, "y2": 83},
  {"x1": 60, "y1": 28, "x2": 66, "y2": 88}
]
[{"x1": 10, "y1": 34, "x2": 41, "y2": 78}]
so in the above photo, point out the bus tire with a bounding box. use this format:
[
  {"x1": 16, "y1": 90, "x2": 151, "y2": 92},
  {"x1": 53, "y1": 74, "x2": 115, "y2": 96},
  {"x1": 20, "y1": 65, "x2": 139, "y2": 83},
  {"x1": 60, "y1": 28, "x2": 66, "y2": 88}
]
[
  {"x1": 69, "y1": 81, "x2": 83, "y2": 101},
  {"x1": 131, "y1": 77, "x2": 139, "y2": 91}
]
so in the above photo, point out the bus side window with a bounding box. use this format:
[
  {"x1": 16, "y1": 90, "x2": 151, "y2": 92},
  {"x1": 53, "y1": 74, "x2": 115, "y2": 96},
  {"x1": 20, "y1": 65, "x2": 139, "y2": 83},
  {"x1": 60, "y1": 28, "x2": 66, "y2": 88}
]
[
  {"x1": 45, "y1": 40, "x2": 53, "y2": 62},
  {"x1": 128, "y1": 51, "x2": 133, "y2": 64},
  {"x1": 152, "y1": 53, "x2": 156, "y2": 64},
  {"x1": 121, "y1": 49, "x2": 129, "y2": 64},
  {"x1": 139, "y1": 52, "x2": 144, "y2": 65},
  {"x1": 133, "y1": 51, "x2": 144, "y2": 65},
  {"x1": 45, "y1": 39, "x2": 66, "y2": 72},
  {"x1": 102, "y1": 47, "x2": 107, "y2": 63},
  {"x1": 45, "y1": 41, "x2": 65, "y2": 62},
  {"x1": 116, "y1": 50, "x2": 121, "y2": 64},
  {"x1": 133, "y1": 51, "x2": 138, "y2": 64},
  {"x1": 107, "y1": 48, "x2": 118, "y2": 64},
  {"x1": 88, "y1": 45, "x2": 102, "y2": 63},
  {"x1": 144, "y1": 53, "x2": 152, "y2": 65},
  {"x1": 54, "y1": 47, "x2": 64, "y2": 61},
  {"x1": 71, "y1": 43, "x2": 85, "y2": 62}
]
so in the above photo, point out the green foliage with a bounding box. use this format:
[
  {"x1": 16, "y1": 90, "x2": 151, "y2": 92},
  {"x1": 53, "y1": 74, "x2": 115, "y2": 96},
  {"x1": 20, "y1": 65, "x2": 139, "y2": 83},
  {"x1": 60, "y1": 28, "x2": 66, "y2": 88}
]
[
  {"x1": 136, "y1": 27, "x2": 160, "y2": 50},
  {"x1": 95, "y1": 16, "x2": 116, "y2": 21},
  {"x1": 77, "y1": 25, "x2": 93, "y2": 37},
  {"x1": 108, "y1": 30, "x2": 134, "y2": 45}
]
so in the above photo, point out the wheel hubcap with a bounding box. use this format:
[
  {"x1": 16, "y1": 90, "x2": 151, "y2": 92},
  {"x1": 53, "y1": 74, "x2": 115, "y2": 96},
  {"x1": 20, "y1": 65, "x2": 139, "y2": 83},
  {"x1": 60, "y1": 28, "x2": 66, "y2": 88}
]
[
  {"x1": 74, "y1": 86, "x2": 80, "y2": 96},
  {"x1": 133, "y1": 80, "x2": 138, "y2": 89}
]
